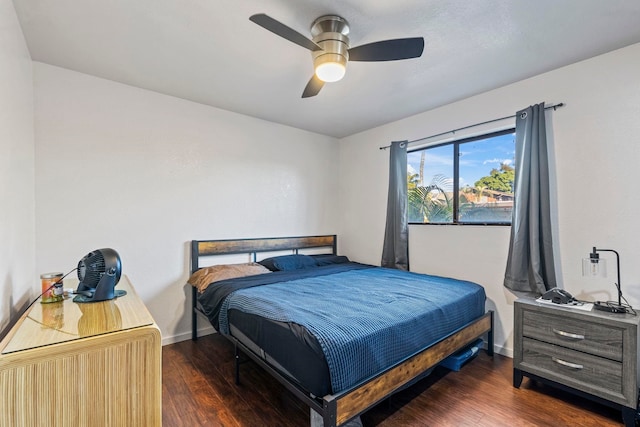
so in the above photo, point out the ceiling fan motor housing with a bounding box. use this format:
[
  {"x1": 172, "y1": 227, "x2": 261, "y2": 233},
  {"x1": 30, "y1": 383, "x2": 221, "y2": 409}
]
[{"x1": 311, "y1": 15, "x2": 350, "y2": 81}]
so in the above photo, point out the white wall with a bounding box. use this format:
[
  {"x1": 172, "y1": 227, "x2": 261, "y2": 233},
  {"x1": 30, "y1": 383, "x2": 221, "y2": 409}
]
[
  {"x1": 14, "y1": 18, "x2": 640, "y2": 356},
  {"x1": 339, "y1": 43, "x2": 640, "y2": 356},
  {"x1": 0, "y1": 0, "x2": 36, "y2": 336},
  {"x1": 33, "y1": 63, "x2": 340, "y2": 344}
]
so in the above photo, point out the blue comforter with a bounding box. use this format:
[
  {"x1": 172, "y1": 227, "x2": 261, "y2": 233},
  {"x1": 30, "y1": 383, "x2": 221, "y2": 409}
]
[{"x1": 200, "y1": 263, "x2": 485, "y2": 394}]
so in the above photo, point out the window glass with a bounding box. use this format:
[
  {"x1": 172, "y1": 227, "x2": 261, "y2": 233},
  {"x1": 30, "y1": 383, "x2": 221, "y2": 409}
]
[
  {"x1": 458, "y1": 133, "x2": 515, "y2": 223},
  {"x1": 407, "y1": 145, "x2": 453, "y2": 223},
  {"x1": 408, "y1": 129, "x2": 515, "y2": 225}
]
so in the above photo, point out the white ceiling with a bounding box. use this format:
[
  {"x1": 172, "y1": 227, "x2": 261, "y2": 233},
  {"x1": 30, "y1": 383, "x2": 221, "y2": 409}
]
[{"x1": 13, "y1": 0, "x2": 640, "y2": 138}]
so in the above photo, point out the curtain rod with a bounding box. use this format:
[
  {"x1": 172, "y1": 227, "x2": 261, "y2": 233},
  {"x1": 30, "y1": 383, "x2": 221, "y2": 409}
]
[{"x1": 379, "y1": 102, "x2": 565, "y2": 150}]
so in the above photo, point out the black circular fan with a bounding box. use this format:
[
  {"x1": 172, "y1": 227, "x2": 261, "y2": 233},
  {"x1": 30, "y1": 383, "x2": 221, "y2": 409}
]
[{"x1": 73, "y1": 248, "x2": 125, "y2": 303}]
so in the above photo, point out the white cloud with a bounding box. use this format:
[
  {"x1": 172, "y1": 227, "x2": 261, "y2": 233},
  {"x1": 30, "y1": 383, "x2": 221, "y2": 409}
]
[
  {"x1": 426, "y1": 153, "x2": 454, "y2": 166},
  {"x1": 483, "y1": 158, "x2": 513, "y2": 166}
]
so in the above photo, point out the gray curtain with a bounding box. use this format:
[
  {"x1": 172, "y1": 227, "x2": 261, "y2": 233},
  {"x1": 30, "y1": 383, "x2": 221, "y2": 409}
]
[
  {"x1": 504, "y1": 103, "x2": 556, "y2": 294},
  {"x1": 381, "y1": 140, "x2": 409, "y2": 270}
]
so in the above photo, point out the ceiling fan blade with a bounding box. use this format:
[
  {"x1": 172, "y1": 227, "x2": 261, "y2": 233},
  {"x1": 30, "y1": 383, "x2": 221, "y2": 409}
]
[
  {"x1": 250, "y1": 14, "x2": 322, "y2": 52},
  {"x1": 348, "y1": 37, "x2": 424, "y2": 61},
  {"x1": 302, "y1": 75, "x2": 325, "y2": 98}
]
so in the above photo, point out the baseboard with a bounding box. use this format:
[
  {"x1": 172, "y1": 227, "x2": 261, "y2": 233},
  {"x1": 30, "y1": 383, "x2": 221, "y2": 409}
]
[
  {"x1": 162, "y1": 326, "x2": 216, "y2": 346},
  {"x1": 493, "y1": 343, "x2": 513, "y2": 358}
]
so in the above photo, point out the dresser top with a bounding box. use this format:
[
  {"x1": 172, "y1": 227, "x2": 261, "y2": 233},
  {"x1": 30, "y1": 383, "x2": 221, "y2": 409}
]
[{"x1": 0, "y1": 276, "x2": 155, "y2": 354}]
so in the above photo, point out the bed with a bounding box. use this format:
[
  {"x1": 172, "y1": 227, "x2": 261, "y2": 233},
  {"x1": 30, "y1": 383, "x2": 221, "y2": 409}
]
[{"x1": 190, "y1": 235, "x2": 493, "y2": 427}]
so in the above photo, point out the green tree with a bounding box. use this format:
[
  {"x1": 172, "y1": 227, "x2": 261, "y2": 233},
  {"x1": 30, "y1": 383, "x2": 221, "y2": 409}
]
[
  {"x1": 407, "y1": 172, "x2": 420, "y2": 190},
  {"x1": 408, "y1": 174, "x2": 453, "y2": 223},
  {"x1": 474, "y1": 163, "x2": 514, "y2": 193}
]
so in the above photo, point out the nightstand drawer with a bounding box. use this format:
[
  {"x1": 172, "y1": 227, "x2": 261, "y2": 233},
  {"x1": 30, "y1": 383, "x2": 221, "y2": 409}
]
[
  {"x1": 523, "y1": 309, "x2": 623, "y2": 361},
  {"x1": 522, "y1": 337, "x2": 624, "y2": 399}
]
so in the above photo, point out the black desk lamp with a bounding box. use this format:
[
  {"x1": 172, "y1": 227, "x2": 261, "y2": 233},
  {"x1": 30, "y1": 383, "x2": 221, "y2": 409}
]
[{"x1": 583, "y1": 247, "x2": 629, "y2": 314}]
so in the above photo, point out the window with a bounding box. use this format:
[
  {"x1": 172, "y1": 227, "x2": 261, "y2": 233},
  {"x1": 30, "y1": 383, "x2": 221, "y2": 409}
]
[{"x1": 407, "y1": 128, "x2": 516, "y2": 225}]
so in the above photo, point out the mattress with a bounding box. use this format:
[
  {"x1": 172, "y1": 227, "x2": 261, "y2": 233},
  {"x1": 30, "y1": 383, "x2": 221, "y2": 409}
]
[{"x1": 198, "y1": 263, "x2": 486, "y2": 397}]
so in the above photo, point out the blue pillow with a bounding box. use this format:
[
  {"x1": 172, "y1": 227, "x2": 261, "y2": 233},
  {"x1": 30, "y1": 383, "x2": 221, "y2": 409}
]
[
  {"x1": 258, "y1": 254, "x2": 318, "y2": 271},
  {"x1": 311, "y1": 254, "x2": 350, "y2": 266}
]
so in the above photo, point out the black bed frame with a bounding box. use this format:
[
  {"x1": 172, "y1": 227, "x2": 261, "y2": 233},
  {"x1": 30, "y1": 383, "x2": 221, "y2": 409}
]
[{"x1": 190, "y1": 235, "x2": 494, "y2": 427}]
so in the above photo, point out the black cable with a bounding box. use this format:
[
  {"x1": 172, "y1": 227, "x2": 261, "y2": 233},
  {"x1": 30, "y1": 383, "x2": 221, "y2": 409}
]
[
  {"x1": 597, "y1": 293, "x2": 636, "y2": 316},
  {"x1": 546, "y1": 295, "x2": 635, "y2": 316},
  {"x1": 21, "y1": 268, "x2": 78, "y2": 314},
  {"x1": 578, "y1": 292, "x2": 636, "y2": 316},
  {"x1": 620, "y1": 293, "x2": 636, "y2": 315},
  {"x1": 0, "y1": 268, "x2": 77, "y2": 341}
]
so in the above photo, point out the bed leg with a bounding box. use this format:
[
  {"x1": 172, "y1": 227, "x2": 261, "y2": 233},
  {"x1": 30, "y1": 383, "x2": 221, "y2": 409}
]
[
  {"x1": 310, "y1": 408, "x2": 323, "y2": 427},
  {"x1": 311, "y1": 409, "x2": 363, "y2": 427},
  {"x1": 311, "y1": 408, "x2": 362, "y2": 427},
  {"x1": 487, "y1": 310, "x2": 494, "y2": 357},
  {"x1": 191, "y1": 287, "x2": 198, "y2": 341},
  {"x1": 235, "y1": 344, "x2": 241, "y2": 385},
  {"x1": 191, "y1": 311, "x2": 197, "y2": 341}
]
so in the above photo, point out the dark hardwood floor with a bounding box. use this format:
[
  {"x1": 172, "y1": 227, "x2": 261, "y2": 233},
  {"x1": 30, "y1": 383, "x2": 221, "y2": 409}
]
[{"x1": 163, "y1": 333, "x2": 629, "y2": 427}]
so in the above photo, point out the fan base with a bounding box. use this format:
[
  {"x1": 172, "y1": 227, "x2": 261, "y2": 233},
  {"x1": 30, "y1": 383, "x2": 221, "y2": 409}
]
[{"x1": 73, "y1": 289, "x2": 127, "y2": 304}]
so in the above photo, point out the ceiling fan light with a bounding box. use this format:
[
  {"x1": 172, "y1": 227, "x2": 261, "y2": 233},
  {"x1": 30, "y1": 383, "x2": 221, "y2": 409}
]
[
  {"x1": 314, "y1": 52, "x2": 347, "y2": 83},
  {"x1": 315, "y1": 62, "x2": 346, "y2": 82}
]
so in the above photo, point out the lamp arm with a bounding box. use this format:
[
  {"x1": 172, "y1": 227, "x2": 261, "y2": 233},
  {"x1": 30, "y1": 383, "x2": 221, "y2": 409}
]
[{"x1": 594, "y1": 248, "x2": 621, "y2": 306}]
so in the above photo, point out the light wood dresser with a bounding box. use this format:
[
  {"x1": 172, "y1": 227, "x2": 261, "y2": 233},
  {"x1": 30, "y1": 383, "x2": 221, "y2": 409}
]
[
  {"x1": 514, "y1": 297, "x2": 639, "y2": 426},
  {"x1": 0, "y1": 275, "x2": 161, "y2": 426}
]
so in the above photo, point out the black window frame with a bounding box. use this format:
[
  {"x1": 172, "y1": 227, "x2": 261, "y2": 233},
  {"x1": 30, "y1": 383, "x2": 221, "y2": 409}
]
[{"x1": 408, "y1": 128, "x2": 516, "y2": 226}]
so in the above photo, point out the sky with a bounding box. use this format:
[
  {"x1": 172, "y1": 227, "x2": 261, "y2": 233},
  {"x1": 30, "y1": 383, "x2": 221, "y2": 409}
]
[{"x1": 407, "y1": 132, "x2": 515, "y2": 190}]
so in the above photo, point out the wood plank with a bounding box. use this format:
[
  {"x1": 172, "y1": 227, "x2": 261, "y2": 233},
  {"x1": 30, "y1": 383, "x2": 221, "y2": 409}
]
[
  {"x1": 178, "y1": 335, "x2": 307, "y2": 427},
  {"x1": 163, "y1": 333, "x2": 626, "y2": 427},
  {"x1": 333, "y1": 313, "x2": 491, "y2": 425},
  {"x1": 162, "y1": 344, "x2": 239, "y2": 426},
  {"x1": 195, "y1": 235, "x2": 336, "y2": 257}
]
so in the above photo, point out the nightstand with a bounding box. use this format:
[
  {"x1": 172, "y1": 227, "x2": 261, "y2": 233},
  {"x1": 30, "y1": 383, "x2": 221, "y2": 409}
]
[
  {"x1": 0, "y1": 275, "x2": 162, "y2": 426},
  {"x1": 514, "y1": 297, "x2": 639, "y2": 427}
]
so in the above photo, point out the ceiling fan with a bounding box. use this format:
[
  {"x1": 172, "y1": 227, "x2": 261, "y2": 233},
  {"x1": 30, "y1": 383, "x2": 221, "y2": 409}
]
[{"x1": 249, "y1": 13, "x2": 425, "y2": 98}]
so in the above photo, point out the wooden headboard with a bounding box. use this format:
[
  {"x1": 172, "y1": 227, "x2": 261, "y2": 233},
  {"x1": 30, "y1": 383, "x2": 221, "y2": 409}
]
[
  {"x1": 190, "y1": 235, "x2": 337, "y2": 274},
  {"x1": 189, "y1": 235, "x2": 337, "y2": 340}
]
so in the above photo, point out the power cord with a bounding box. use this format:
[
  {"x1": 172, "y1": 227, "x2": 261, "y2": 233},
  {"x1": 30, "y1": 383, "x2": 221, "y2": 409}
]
[
  {"x1": 574, "y1": 295, "x2": 636, "y2": 316},
  {"x1": 23, "y1": 268, "x2": 78, "y2": 313},
  {"x1": 0, "y1": 268, "x2": 78, "y2": 342}
]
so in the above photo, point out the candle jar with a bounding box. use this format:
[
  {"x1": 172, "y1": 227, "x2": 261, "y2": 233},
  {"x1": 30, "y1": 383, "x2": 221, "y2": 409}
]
[{"x1": 41, "y1": 272, "x2": 64, "y2": 303}]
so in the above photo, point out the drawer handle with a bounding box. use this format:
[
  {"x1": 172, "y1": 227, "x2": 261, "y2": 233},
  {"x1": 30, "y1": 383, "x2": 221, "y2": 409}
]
[
  {"x1": 552, "y1": 357, "x2": 584, "y2": 370},
  {"x1": 552, "y1": 328, "x2": 585, "y2": 340}
]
